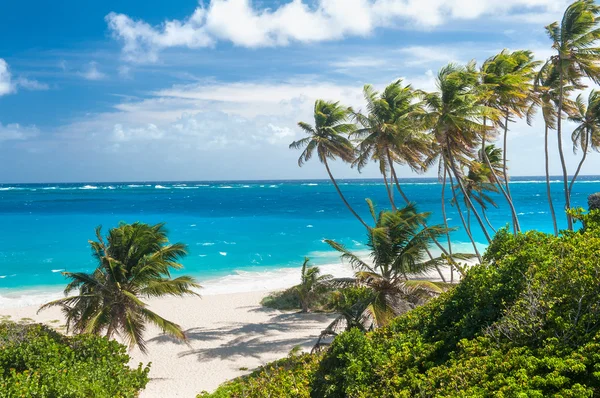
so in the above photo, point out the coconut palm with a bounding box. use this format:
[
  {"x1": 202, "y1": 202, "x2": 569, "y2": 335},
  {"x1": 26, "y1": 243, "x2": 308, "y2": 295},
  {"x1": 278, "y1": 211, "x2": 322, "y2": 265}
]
[
  {"x1": 324, "y1": 201, "x2": 470, "y2": 329},
  {"x1": 424, "y1": 63, "x2": 494, "y2": 257},
  {"x1": 568, "y1": 90, "x2": 600, "y2": 196},
  {"x1": 290, "y1": 100, "x2": 369, "y2": 229},
  {"x1": 352, "y1": 80, "x2": 431, "y2": 209},
  {"x1": 312, "y1": 201, "x2": 473, "y2": 352},
  {"x1": 451, "y1": 159, "x2": 500, "y2": 234},
  {"x1": 533, "y1": 65, "x2": 578, "y2": 236},
  {"x1": 544, "y1": 0, "x2": 600, "y2": 229},
  {"x1": 479, "y1": 50, "x2": 540, "y2": 233},
  {"x1": 296, "y1": 258, "x2": 333, "y2": 313},
  {"x1": 39, "y1": 222, "x2": 200, "y2": 353}
]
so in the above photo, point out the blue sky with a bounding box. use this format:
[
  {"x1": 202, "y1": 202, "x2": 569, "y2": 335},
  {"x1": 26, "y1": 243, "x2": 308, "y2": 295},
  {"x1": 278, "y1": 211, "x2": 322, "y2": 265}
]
[{"x1": 0, "y1": 0, "x2": 594, "y2": 183}]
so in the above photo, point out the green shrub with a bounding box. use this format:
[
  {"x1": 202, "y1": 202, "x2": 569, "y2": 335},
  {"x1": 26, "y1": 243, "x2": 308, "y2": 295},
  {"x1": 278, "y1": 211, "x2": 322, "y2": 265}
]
[
  {"x1": 0, "y1": 321, "x2": 149, "y2": 398},
  {"x1": 202, "y1": 211, "x2": 600, "y2": 397}
]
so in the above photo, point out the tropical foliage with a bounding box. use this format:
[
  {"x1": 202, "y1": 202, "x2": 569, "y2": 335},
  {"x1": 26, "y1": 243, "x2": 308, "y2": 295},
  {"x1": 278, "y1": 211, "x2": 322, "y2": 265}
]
[
  {"x1": 40, "y1": 222, "x2": 200, "y2": 353},
  {"x1": 0, "y1": 320, "x2": 149, "y2": 397},
  {"x1": 202, "y1": 209, "x2": 600, "y2": 398}
]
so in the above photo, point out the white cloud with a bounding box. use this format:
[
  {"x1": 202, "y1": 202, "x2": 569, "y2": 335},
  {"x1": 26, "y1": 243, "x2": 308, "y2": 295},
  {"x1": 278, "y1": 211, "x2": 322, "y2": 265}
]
[
  {"x1": 107, "y1": 0, "x2": 567, "y2": 63},
  {"x1": 0, "y1": 59, "x2": 15, "y2": 96},
  {"x1": 0, "y1": 123, "x2": 39, "y2": 142},
  {"x1": 0, "y1": 59, "x2": 49, "y2": 95},
  {"x1": 78, "y1": 62, "x2": 106, "y2": 80},
  {"x1": 15, "y1": 77, "x2": 49, "y2": 91}
]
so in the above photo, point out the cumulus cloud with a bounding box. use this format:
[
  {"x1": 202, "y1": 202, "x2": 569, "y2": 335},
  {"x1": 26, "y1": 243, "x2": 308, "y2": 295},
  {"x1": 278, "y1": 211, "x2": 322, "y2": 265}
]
[
  {"x1": 106, "y1": 0, "x2": 569, "y2": 62},
  {"x1": 0, "y1": 59, "x2": 49, "y2": 95},
  {"x1": 78, "y1": 62, "x2": 106, "y2": 80}
]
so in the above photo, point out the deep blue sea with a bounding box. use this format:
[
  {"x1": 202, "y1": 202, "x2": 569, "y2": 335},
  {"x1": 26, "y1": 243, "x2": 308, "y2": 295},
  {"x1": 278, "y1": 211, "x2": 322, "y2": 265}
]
[{"x1": 1, "y1": 176, "x2": 598, "y2": 306}]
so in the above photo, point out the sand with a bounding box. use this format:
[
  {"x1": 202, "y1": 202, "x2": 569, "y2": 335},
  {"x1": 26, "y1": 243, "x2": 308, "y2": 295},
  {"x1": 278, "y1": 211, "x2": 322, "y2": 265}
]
[{"x1": 0, "y1": 291, "x2": 337, "y2": 397}]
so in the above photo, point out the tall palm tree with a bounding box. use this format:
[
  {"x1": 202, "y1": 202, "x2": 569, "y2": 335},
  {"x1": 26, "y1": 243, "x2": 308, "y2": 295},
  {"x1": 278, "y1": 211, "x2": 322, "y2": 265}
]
[
  {"x1": 424, "y1": 63, "x2": 494, "y2": 252},
  {"x1": 296, "y1": 257, "x2": 333, "y2": 313},
  {"x1": 568, "y1": 90, "x2": 600, "y2": 196},
  {"x1": 290, "y1": 100, "x2": 369, "y2": 229},
  {"x1": 323, "y1": 202, "x2": 470, "y2": 331},
  {"x1": 479, "y1": 50, "x2": 540, "y2": 233},
  {"x1": 544, "y1": 0, "x2": 600, "y2": 230},
  {"x1": 352, "y1": 81, "x2": 431, "y2": 209},
  {"x1": 40, "y1": 222, "x2": 200, "y2": 353},
  {"x1": 533, "y1": 64, "x2": 578, "y2": 236}
]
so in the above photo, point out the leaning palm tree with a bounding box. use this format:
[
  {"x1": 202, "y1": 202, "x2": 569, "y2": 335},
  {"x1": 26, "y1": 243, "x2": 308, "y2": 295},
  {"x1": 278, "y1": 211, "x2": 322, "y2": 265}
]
[
  {"x1": 451, "y1": 159, "x2": 500, "y2": 234},
  {"x1": 290, "y1": 100, "x2": 369, "y2": 229},
  {"x1": 424, "y1": 63, "x2": 494, "y2": 256},
  {"x1": 544, "y1": 0, "x2": 600, "y2": 230},
  {"x1": 568, "y1": 90, "x2": 600, "y2": 197},
  {"x1": 479, "y1": 49, "x2": 540, "y2": 233},
  {"x1": 352, "y1": 81, "x2": 431, "y2": 209},
  {"x1": 39, "y1": 222, "x2": 200, "y2": 353},
  {"x1": 296, "y1": 258, "x2": 333, "y2": 313}
]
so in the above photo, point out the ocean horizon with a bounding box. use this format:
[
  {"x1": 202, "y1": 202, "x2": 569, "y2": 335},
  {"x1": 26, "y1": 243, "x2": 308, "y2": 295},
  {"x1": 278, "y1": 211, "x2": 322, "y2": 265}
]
[{"x1": 1, "y1": 175, "x2": 598, "y2": 308}]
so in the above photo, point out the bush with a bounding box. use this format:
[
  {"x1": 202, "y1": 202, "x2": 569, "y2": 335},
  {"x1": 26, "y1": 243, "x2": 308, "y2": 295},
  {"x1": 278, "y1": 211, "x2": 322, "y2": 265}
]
[
  {"x1": 202, "y1": 210, "x2": 600, "y2": 397},
  {"x1": 0, "y1": 321, "x2": 149, "y2": 398},
  {"x1": 261, "y1": 286, "x2": 371, "y2": 313}
]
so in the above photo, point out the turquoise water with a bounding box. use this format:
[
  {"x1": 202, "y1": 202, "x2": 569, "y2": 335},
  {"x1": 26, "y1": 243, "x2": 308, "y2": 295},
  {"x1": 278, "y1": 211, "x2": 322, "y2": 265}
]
[{"x1": 0, "y1": 177, "x2": 598, "y2": 298}]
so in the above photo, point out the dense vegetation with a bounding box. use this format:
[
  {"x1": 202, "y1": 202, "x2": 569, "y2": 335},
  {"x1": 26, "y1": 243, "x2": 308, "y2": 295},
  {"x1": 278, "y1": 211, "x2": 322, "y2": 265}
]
[
  {"x1": 201, "y1": 210, "x2": 600, "y2": 397},
  {"x1": 0, "y1": 320, "x2": 149, "y2": 398}
]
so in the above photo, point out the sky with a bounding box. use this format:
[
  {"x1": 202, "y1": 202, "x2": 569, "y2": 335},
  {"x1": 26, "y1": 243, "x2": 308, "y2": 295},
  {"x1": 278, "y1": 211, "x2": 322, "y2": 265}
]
[{"x1": 0, "y1": 0, "x2": 595, "y2": 183}]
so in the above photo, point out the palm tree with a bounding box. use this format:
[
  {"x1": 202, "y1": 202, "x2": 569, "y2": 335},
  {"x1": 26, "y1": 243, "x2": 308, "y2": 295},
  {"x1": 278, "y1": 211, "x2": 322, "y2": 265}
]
[
  {"x1": 451, "y1": 159, "x2": 500, "y2": 234},
  {"x1": 324, "y1": 201, "x2": 470, "y2": 329},
  {"x1": 352, "y1": 81, "x2": 431, "y2": 209},
  {"x1": 296, "y1": 258, "x2": 333, "y2": 313},
  {"x1": 479, "y1": 50, "x2": 540, "y2": 233},
  {"x1": 568, "y1": 90, "x2": 600, "y2": 196},
  {"x1": 290, "y1": 100, "x2": 369, "y2": 229},
  {"x1": 533, "y1": 64, "x2": 578, "y2": 236},
  {"x1": 544, "y1": 0, "x2": 600, "y2": 230},
  {"x1": 39, "y1": 222, "x2": 200, "y2": 353},
  {"x1": 424, "y1": 63, "x2": 494, "y2": 254}
]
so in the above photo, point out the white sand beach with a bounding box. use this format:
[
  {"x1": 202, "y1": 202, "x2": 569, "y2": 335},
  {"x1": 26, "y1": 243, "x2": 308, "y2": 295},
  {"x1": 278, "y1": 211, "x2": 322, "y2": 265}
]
[{"x1": 0, "y1": 290, "x2": 337, "y2": 397}]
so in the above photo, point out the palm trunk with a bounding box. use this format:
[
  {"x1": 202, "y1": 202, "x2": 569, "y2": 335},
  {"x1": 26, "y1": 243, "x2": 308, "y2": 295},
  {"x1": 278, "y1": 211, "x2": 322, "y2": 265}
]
[
  {"x1": 106, "y1": 324, "x2": 114, "y2": 339},
  {"x1": 483, "y1": 117, "x2": 520, "y2": 233},
  {"x1": 501, "y1": 112, "x2": 522, "y2": 234},
  {"x1": 441, "y1": 168, "x2": 454, "y2": 282},
  {"x1": 382, "y1": 171, "x2": 397, "y2": 211},
  {"x1": 447, "y1": 165, "x2": 482, "y2": 262},
  {"x1": 568, "y1": 130, "x2": 589, "y2": 198},
  {"x1": 557, "y1": 67, "x2": 573, "y2": 230},
  {"x1": 446, "y1": 150, "x2": 492, "y2": 243},
  {"x1": 482, "y1": 206, "x2": 497, "y2": 234},
  {"x1": 545, "y1": 124, "x2": 559, "y2": 236},
  {"x1": 324, "y1": 159, "x2": 370, "y2": 230}
]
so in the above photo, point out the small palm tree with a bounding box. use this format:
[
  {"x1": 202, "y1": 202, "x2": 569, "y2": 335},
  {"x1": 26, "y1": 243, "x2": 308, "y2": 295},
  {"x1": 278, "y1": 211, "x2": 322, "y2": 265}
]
[
  {"x1": 568, "y1": 90, "x2": 600, "y2": 196},
  {"x1": 544, "y1": 0, "x2": 600, "y2": 229},
  {"x1": 325, "y1": 202, "x2": 470, "y2": 329},
  {"x1": 312, "y1": 202, "x2": 473, "y2": 352},
  {"x1": 290, "y1": 100, "x2": 369, "y2": 229},
  {"x1": 39, "y1": 222, "x2": 200, "y2": 353},
  {"x1": 296, "y1": 258, "x2": 332, "y2": 313}
]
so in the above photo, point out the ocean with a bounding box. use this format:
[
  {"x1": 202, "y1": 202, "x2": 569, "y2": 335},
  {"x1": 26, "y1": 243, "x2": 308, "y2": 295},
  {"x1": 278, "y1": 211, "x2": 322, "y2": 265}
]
[{"x1": 0, "y1": 176, "x2": 598, "y2": 307}]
